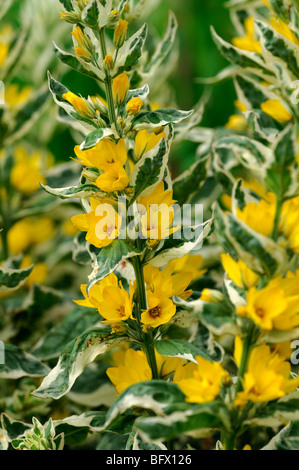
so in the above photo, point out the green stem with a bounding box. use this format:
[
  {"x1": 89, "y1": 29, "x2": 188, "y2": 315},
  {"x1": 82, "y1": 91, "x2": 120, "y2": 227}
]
[
  {"x1": 271, "y1": 192, "x2": 283, "y2": 240},
  {"x1": 131, "y1": 256, "x2": 159, "y2": 380},
  {"x1": 97, "y1": 28, "x2": 120, "y2": 136},
  {"x1": 224, "y1": 433, "x2": 235, "y2": 451},
  {"x1": 235, "y1": 326, "x2": 254, "y2": 395}
]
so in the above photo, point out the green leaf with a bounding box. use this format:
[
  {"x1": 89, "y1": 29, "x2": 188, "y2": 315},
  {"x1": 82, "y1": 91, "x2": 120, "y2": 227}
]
[
  {"x1": 79, "y1": 128, "x2": 114, "y2": 150},
  {"x1": 263, "y1": 421, "x2": 299, "y2": 450},
  {"x1": 40, "y1": 182, "x2": 104, "y2": 200},
  {"x1": 172, "y1": 155, "x2": 210, "y2": 205},
  {"x1": 32, "y1": 306, "x2": 100, "y2": 360},
  {"x1": 32, "y1": 329, "x2": 129, "y2": 399},
  {"x1": 144, "y1": 11, "x2": 178, "y2": 75},
  {"x1": 113, "y1": 23, "x2": 148, "y2": 76},
  {"x1": 0, "y1": 264, "x2": 33, "y2": 294},
  {"x1": 0, "y1": 345, "x2": 49, "y2": 379},
  {"x1": 88, "y1": 240, "x2": 141, "y2": 291},
  {"x1": 154, "y1": 339, "x2": 213, "y2": 363},
  {"x1": 59, "y1": 0, "x2": 74, "y2": 11},
  {"x1": 131, "y1": 108, "x2": 193, "y2": 131},
  {"x1": 53, "y1": 42, "x2": 102, "y2": 81},
  {"x1": 1, "y1": 414, "x2": 31, "y2": 442},
  {"x1": 130, "y1": 137, "x2": 168, "y2": 200},
  {"x1": 256, "y1": 19, "x2": 299, "y2": 77},
  {"x1": 214, "y1": 204, "x2": 288, "y2": 277},
  {"x1": 137, "y1": 400, "x2": 228, "y2": 442}
]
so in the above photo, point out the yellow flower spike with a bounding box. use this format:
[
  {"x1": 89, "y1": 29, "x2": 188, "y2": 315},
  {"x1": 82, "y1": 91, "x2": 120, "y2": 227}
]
[
  {"x1": 63, "y1": 91, "x2": 94, "y2": 119},
  {"x1": 232, "y1": 17, "x2": 262, "y2": 54},
  {"x1": 235, "y1": 344, "x2": 299, "y2": 407},
  {"x1": 112, "y1": 73, "x2": 129, "y2": 105},
  {"x1": 141, "y1": 291, "x2": 176, "y2": 328},
  {"x1": 236, "y1": 198, "x2": 276, "y2": 237},
  {"x1": 174, "y1": 356, "x2": 228, "y2": 404},
  {"x1": 221, "y1": 253, "x2": 259, "y2": 289},
  {"x1": 114, "y1": 19, "x2": 128, "y2": 48},
  {"x1": 126, "y1": 97, "x2": 143, "y2": 115},
  {"x1": 71, "y1": 202, "x2": 121, "y2": 248},
  {"x1": 135, "y1": 130, "x2": 167, "y2": 160},
  {"x1": 261, "y1": 99, "x2": 292, "y2": 123},
  {"x1": 10, "y1": 146, "x2": 46, "y2": 195}
]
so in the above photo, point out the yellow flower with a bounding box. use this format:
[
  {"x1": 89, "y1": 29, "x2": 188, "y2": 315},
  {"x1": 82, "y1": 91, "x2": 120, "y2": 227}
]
[
  {"x1": 174, "y1": 356, "x2": 228, "y2": 404},
  {"x1": 63, "y1": 91, "x2": 94, "y2": 118},
  {"x1": 138, "y1": 181, "x2": 175, "y2": 208},
  {"x1": 71, "y1": 199, "x2": 121, "y2": 248},
  {"x1": 6, "y1": 217, "x2": 55, "y2": 255},
  {"x1": 270, "y1": 17, "x2": 299, "y2": 46},
  {"x1": 75, "y1": 138, "x2": 127, "y2": 170},
  {"x1": 280, "y1": 197, "x2": 299, "y2": 253},
  {"x1": 232, "y1": 17, "x2": 262, "y2": 54},
  {"x1": 221, "y1": 253, "x2": 259, "y2": 289},
  {"x1": 74, "y1": 274, "x2": 119, "y2": 308},
  {"x1": 261, "y1": 99, "x2": 292, "y2": 123},
  {"x1": 135, "y1": 130, "x2": 167, "y2": 160},
  {"x1": 97, "y1": 284, "x2": 134, "y2": 323},
  {"x1": 225, "y1": 114, "x2": 247, "y2": 131},
  {"x1": 107, "y1": 349, "x2": 152, "y2": 394},
  {"x1": 20, "y1": 255, "x2": 48, "y2": 288},
  {"x1": 107, "y1": 347, "x2": 185, "y2": 394},
  {"x1": 104, "y1": 54, "x2": 114, "y2": 70},
  {"x1": 163, "y1": 254, "x2": 207, "y2": 283},
  {"x1": 237, "y1": 274, "x2": 299, "y2": 331},
  {"x1": 10, "y1": 146, "x2": 49, "y2": 195},
  {"x1": 0, "y1": 40, "x2": 9, "y2": 67},
  {"x1": 235, "y1": 344, "x2": 299, "y2": 406},
  {"x1": 140, "y1": 204, "x2": 178, "y2": 241},
  {"x1": 141, "y1": 291, "x2": 176, "y2": 327},
  {"x1": 236, "y1": 199, "x2": 276, "y2": 237},
  {"x1": 72, "y1": 25, "x2": 93, "y2": 61},
  {"x1": 96, "y1": 165, "x2": 129, "y2": 192},
  {"x1": 113, "y1": 19, "x2": 128, "y2": 48},
  {"x1": 5, "y1": 84, "x2": 32, "y2": 108},
  {"x1": 126, "y1": 97, "x2": 143, "y2": 115},
  {"x1": 112, "y1": 73, "x2": 129, "y2": 105}
]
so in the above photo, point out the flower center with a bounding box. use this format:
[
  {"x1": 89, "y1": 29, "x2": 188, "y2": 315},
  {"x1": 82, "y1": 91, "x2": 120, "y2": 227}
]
[{"x1": 149, "y1": 305, "x2": 161, "y2": 319}]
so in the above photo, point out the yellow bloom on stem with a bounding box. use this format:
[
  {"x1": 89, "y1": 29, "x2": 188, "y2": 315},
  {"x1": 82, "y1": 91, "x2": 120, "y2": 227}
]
[
  {"x1": 97, "y1": 284, "x2": 134, "y2": 323},
  {"x1": 236, "y1": 198, "x2": 276, "y2": 237},
  {"x1": 113, "y1": 19, "x2": 128, "y2": 48},
  {"x1": 237, "y1": 274, "x2": 299, "y2": 331},
  {"x1": 96, "y1": 165, "x2": 129, "y2": 192},
  {"x1": 112, "y1": 73, "x2": 129, "y2": 105},
  {"x1": 74, "y1": 273, "x2": 119, "y2": 308},
  {"x1": 225, "y1": 114, "x2": 247, "y2": 132},
  {"x1": 6, "y1": 217, "x2": 55, "y2": 255},
  {"x1": 141, "y1": 291, "x2": 176, "y2": 328},
  {"x1": 107, "y1": 347, "x2": 185, "y2": 394},
  {"x1": 63, "y1": 91, "x2": 94, "y2": 118},
  {"x1": 104, "y1": 54, "x2": 114, "y2": 70},
  {"x1": 135, "y1": 130, "x2": 167, "y2": 160},
  {"x1": 235, "y1": 344, "x2": 299, "y2": 406},
  {"x1": 72, "y1": 25, "x2": 92, "y2": 61},
  {"x1": 71, "y1": 199, "x2": 121, "y2": 248},
  {"x1": 126, "y1": 97, "x2": 143, "y2": 115},
  {"x1": 163, "y1": 254, "x2": 207, "y2": 283},
  {"x1": 75, "y1": 138, "x2": 127, "y2": 170},
  {"x1": 232, "y1": 17, "x2": 262, "y2": 54},
  {"x1": 221, "y1": 253, "x2": 259, "y2": 289},
  {"x1": 140, "y1": 204, "x2": 178, "y2": 241},
  {"x1": 138, "y1": 181, "x2": 175, "y2": 208},
  {"x1": 261, "y1": 99, "x2": 292, "y2": 123},
  {"x1": 174, "y1": 356, "x2": 228, "y2": 404}
]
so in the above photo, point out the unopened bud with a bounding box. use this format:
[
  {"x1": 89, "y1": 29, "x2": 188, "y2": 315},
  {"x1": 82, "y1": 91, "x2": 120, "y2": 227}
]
[
  {"x1": 104, "y1": 54, "x2": 114, "y2": 70},
  {"x1": 113, "y1": 19, "x2": 128, "y2": 48},
  {"x1": 126, "y1": 97, "x2": 143, "y2": 115}
]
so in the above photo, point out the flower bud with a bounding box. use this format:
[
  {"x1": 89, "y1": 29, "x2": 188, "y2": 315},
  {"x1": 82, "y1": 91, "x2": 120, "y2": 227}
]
[
  {"x1": 112, "y1": 73, "x2": 129, "y2": 105},
  {"x1": 104, "y1": 54, "x2": 114, "y2": 70},
  {"x1": 113, "y1": 19, "x2": 128, "y2": 48},
  {"x1": 126, "y1": 97, "x2": 143, "y2": 115}
]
